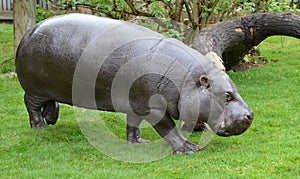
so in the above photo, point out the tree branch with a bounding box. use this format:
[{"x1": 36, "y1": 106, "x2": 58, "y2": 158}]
[
  {"x1": 124, "y1": 0, "x2": 154, "y2": 17},
  {"x1": 191, "y1": 0, "x2": 200, "y2": 31},
  {"x1": 183, "y1": 0, "x2": 193, "y2": 28},
  {"x1": 124, "y1": 0, "x2": 139, "y2": 15},
  {"x1": 192, "y1": 12, "x2": 300, "y2": 70},
  {"x1": 174, "y1": 0, "x2": 184, "y2": 21}
]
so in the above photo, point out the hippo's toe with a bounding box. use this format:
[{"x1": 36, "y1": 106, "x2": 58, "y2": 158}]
[
  {"x1": 173, "y1": 141, "x2": 203, "y2": 154},
  {"x1": 128, "y1": 137, "x2": 149, "y2": 144}
]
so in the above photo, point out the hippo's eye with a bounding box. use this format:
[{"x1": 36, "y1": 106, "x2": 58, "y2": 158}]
[{"x1": 225, "y1": 92, "x2": 233, "y2": 102}]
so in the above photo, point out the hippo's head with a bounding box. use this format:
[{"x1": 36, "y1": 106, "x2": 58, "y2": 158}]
[
  {"x1": 212, "y1": 74, "x2": 254, "y2": 136},
  {"x1": 181, "y1": 71, "x2": 253, "y2": 137}
]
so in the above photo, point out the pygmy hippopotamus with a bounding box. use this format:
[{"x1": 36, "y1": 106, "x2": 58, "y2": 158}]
[{"x1": 15, "y1": 13, "x2": 253, "y2": 154}]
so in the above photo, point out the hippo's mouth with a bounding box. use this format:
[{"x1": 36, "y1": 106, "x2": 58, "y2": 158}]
[
  {"x1": 215, "y1": 116, "x2": 253, "y2": 137},
  {"x1": 215, "y1": 128, "x2": 232, "y2": 137},
  {"x1": 180, "y1": 121, "x2": 207, "y2": 132},
  {"x1": 181, "y1": 114, "x2": 253, "y2": 137}
]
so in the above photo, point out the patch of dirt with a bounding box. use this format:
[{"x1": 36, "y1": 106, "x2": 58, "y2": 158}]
[{"x1": 232, "y1": 56, "x2": 279, "y2": 72}]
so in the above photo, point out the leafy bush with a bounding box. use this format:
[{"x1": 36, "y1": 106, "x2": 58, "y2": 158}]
[
  {"x1": 36, "y1": 4, "x2": 55, "y2": 23},
  {"x1": 240, "y1": 0, "x2": 299, "y2": 14}
]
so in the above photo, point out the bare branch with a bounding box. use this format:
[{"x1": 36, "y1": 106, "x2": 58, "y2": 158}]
[
  {"x1": 174, "y1": 0, "x2": 184, "y2": 21},
  {"x1": 191, "y1": 0, "x2": 200, "y2": 31},
  {"x1": 124, "y1": 0, "x2": 139, "y2": 15},
  {"x1": 183, "y1": 0, "x2": 193, "y2": 27},
  {"x1": 123, "y1": 0, "x2": 154, "y2": 17}
]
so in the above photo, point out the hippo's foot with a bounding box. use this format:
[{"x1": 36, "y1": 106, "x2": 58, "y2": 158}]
[
  {"x1": 173, "y1": 141, "x2": 202, "y2": 154},
  {"x1": 24, "y1": 93, "x2": 54, "y2": 128},
  {"x1": 147, "y1": 111, "x2": 203, "y2": 154},
  {"x1": 126, "y1": 115, "x2": 149, "y2": 144},
  {"x1": 166, "y1": 129, "x2": 203, "y2": 154},
  {"x1": 42, "y1": 101, "x2": 59, "y2": 125},
  {"x1": 30, "y1": 120, "x2": 48, "y2": 128},
  {"x1": 128, "y1": 136, "x2": 150, "y2": 144},
  {"x1": 127, "y1": 124, "x2": 149, "y2": 144}
]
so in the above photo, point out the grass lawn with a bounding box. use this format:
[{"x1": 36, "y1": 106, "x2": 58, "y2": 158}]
[
  {"x1": 0, "y1": 23, "x2": 14, "y2": 73},
  {"x1": 0, "y1": 23, "x2": 299, "y2": 178}
]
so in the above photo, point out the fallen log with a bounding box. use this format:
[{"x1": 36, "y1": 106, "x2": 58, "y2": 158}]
[{"x1": 192, "y1": 12, "x2": 300, "y2": 70}]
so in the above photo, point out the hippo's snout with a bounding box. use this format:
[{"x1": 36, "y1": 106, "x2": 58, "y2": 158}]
[{"x1": 216, "y1": 110, "x2": 254, "y2": 137}]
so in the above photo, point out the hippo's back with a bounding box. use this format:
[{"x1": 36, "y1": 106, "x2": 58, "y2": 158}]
[
  {"x1": 15, "y1": 13, "x2": 165, "y2": 104},
  {"x1": 16, "y1": 14, "x2": 118, "y2": 71}
]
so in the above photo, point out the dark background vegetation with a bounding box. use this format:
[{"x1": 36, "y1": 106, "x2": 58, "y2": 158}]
[{"x1": 37, "y1": 0, "x2": 300, "y2": 44}]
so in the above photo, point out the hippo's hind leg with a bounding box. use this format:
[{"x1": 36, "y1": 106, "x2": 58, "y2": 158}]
[
  {"x1": 24, "y1": 93, "x2": 48, "y2": 128},
  {"x1": 42, "y1": 101, "x2": 59, "y2": 125},
  {"x1": 126, "y1": 114, "x2": 149, "y2": 144},
  {"x1": 146, "y1": 111, "x2": 202, "y2": 154},
  {"x1": 25, "y1": 94, "x2": 60, "y2": 127}
]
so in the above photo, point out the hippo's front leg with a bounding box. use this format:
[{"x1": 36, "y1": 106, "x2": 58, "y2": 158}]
[
  {"x1": 126, "y1": 114, "x2": 149, "y2": 144},
  {"x1": 146, "y1": 112, "x2": 202, "y2": 154}
]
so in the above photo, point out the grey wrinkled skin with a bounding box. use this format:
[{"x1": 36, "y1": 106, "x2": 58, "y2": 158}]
[{"x1": 15, "y1": 13, "x2": 253, "y2": 154}]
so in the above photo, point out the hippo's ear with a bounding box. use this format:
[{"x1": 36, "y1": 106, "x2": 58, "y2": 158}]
[{"x1": 199, "y1": 75, "x2": 210, "y2": 88}]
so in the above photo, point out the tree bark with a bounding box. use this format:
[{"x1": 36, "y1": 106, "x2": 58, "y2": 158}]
[
  {"x1": 174, "y1": 0, "x2": 184, "y2": 21},
  {"x1": 13, "y1": 0, "x2": 36, "y2": 57},
  {"x1": 192, "y1": 12, "x2": 300, "y2": 70},
  {"x1": 191, "y1": 0, "x2": 200, "y2": 31}
]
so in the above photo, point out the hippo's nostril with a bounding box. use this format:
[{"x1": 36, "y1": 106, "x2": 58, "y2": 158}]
[
  {"x1": 246, "y1": 115, "x2": 251, "y2": 120},
  {"x1": 246, "y1": 111, "x2": 254, "y2": 121}
]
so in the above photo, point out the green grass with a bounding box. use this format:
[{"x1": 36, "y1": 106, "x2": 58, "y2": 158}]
[
  {"x1": 0, "y1": 23, "x2": 299, "y2": 178},
  {"x1": 0, "y1": 23, "x2": 14, "y2": 73}
]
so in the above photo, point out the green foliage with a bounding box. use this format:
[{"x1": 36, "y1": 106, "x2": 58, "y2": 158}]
[
  {"x1": 39, "y1": 1, "x2": 300, "y2": 22},
  {"x1": 93, "y1": 0, "x2": 114, "y2": 15},
  {"x1": 242, "y1": 1, "x2": 256, "y2": 13},
  {"x1": 150, "y1": 1, "x2": 165, "y2": 17},
  {"x1": 268, "y1": 0, "x2": 295, "y2": 12},
  {"x1": 34, "y1": 0, "x2": 299, "y2": 45},
  {"x1": 54, "y1": 0, "x2": 78, "y2": 7},
  {"x1": 200, "y1": 5, "x2": 213, "y2": 18},
  {"x1": 239, "y1": 0, "x2": 299, "y2": 14},
  {"x1": 36, "y1": 4, "x2": 56, "y2": 23},
  {"x1": 213, "y1": 0, "x2": 239, "y2": 21},
  {"x1": 131, "y1": 17, "x2": 185, "y2": 41}
]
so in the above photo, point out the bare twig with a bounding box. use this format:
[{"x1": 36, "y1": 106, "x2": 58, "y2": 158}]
[{"x1": 0, "y1": 57, "x2": 13, "y2": 67}]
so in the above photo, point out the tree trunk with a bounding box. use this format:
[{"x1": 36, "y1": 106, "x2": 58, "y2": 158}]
[
  {"x1": 192, "y1": 12, "x2": 300, "y2": 70},
  {"x1": 13, "y1": 0, "x2": 36, "y2": 57}
]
